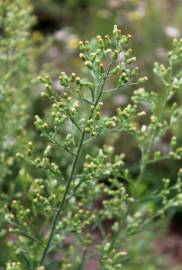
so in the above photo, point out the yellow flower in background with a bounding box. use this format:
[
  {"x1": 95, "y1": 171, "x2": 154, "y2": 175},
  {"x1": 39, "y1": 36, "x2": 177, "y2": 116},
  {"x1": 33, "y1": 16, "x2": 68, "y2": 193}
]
[
  {"x1": 128, "y1": 5, "x2": 146, "y2": 22},
  {"x1": 128, "y1": 11, "x2": 142, "y2": 22},
  {"x1": 67, "y1": 37, "x2": 79, "y2": 50},
  {"x1": 131, "y1": 0, "x2": 140, "y2": 5},
  {"x1": 53, "y1": 28, "x2": 79, "y2": 51},
  {"x1": 127, "y1": 0, "x2": 146, "y2": 22}
]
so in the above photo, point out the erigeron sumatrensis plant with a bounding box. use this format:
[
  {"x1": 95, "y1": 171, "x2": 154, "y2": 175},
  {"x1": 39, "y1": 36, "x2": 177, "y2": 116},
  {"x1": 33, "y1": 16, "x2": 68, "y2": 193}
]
[{"x1": 3, "y1": 22, "x2": 182, "y2": 269}]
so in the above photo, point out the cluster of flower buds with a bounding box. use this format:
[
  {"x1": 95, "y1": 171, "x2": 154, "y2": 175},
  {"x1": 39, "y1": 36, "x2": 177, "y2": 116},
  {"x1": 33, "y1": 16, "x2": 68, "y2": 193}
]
[
  {"x1": 132, "y1": 87, "x2": 157, "y2": 112},
  {"x1": 116, "y1": 104, "x2": 138, "y2": 133},
  {"x1": 58, "y1": 205, "x2": 97, "y2": 235},
  {"x1": 27, "y1": 141, "x2": 33, "y2": 156},
  {"x1": 32, "y1": 180, "x2": 48, "y2": 207},
  {"x1": 32, "y1": 157, "x2": 59, "y2": 175},
  {"x1": 5, "y1": 199, "x2": 31, "y2": 237},
  {"x1": 77, "y1": 24, "x2": 139, "y2": 90},
  {"x1": 34, "y1": 115, "x2": 48, "y2": 132},
  {"x1": 82, "y1": 147, "x2": 123, "y2": 181},
  {"x1": 6, "y1": 262, "x2": 22, "y2": 270},
  {"x1": 31, "y1": 178, "x2": 59, "y2": 212},
  {"x1": 168, "y1": 38, "x2": 182, "y2": 64},
  {"x1": 39, "y1": 75, "x2": 57, "y2": 100},
  {"x1": 100, "y1": 239, "x2": 127, "y2": 270},
  {"x1": 102, "y1": 178, "x2": 129, "y2": 219},
  {"x1": 154, "y1": 38, "x2": 182, "y2": 99},
  {"x1": 63, "y1": 134, "x2": 75, "y2": 151}
]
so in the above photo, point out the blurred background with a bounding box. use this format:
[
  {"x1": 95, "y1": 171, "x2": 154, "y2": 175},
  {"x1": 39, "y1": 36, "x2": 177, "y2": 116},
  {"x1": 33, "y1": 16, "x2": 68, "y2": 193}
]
[{"x1": 31, "y1": 0, "x2": 182, "y2": 78}]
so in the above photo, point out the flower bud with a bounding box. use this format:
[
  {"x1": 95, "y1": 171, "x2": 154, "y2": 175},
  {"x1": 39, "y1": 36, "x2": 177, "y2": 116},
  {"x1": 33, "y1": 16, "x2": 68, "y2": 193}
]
[
  {"x1": 78, "y1": 41, "x2": 84, "y2": 52},
  {"x1": 79, "y1": 53, "x2": 86, "y2": 61},
  {"x1": 138, "y1": 76, "x2": 148, "y2": 83},
  {"x1": 84, "y1": 61, "x2": 93, "y2": 69},
  {"x1": 99, "y1": 63, "x2": 105, "y2": 73}
]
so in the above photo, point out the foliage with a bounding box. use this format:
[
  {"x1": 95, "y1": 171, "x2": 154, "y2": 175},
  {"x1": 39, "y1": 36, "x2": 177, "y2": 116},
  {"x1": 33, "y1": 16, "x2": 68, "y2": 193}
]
[
  {"x1": 0, "y1": 1, "x2": 36, "y2": 189},
  {"x1": 0, "y1": 0, "x2": 36, "y2": 266},
  {"x1": 0, "y1": 1, "x2": 182, "y2": 269}
]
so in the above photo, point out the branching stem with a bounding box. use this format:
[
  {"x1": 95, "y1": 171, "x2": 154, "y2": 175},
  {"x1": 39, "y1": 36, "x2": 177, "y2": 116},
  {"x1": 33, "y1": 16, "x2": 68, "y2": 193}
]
[{"x1": 39, "y1": 64, "x2": 112, "y2": 266}]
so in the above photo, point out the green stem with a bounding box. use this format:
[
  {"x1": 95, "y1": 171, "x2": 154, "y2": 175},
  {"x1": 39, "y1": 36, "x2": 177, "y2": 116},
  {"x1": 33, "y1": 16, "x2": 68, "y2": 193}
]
[
  {"x1": 137, "y1": 153, "x2": 148, "y2": 182},
  {"x1": 48, "y1": 137, "x2": 76, "y2": 156},
  {"x1": 137, "y1": 126, "x2": 159, "y2": 183},
  {"x1": 77, "y1": 249, "x2": 87, "y2": 270},
  {"x1": 137, "y1": 68, "x2": 174, "y2": 183},
  {"x1": 68, "y1": 111, "x2": 82, "y2": 133},
  {"x1": 39, "y1": 129, "x2": 86, "y2": 265},
  {"x1": 39, "y1": 64, "x2": 111, "y2": 266}
]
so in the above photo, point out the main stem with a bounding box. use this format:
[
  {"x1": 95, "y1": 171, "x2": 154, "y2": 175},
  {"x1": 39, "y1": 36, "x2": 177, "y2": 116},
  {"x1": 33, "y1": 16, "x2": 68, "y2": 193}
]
[
  {"x1": 39, "y1": 129, "x2": 86, "y2": 265},
  {"x1": 39, "y1": 65, "x2": 111, "y2": 265}
]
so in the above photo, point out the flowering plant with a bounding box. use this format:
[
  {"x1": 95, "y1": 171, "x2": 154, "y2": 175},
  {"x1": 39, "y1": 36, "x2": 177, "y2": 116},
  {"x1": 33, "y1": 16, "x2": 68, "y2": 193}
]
[{"x1": 1, "y1": 2, "x2": 182, "y2": 269}]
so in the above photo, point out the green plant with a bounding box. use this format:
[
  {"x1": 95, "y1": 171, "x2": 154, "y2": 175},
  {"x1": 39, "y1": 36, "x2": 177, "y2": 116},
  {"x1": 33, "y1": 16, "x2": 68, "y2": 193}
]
[
  {"x1": 1, "y1": 9, "x2": 182, "y2": 269},
  {"x1": 0, "y1": 0, "x2": 37, "y2": 266},
  {"x1": 0, "y1": 0, "x2": 35, "y2": 188}
]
